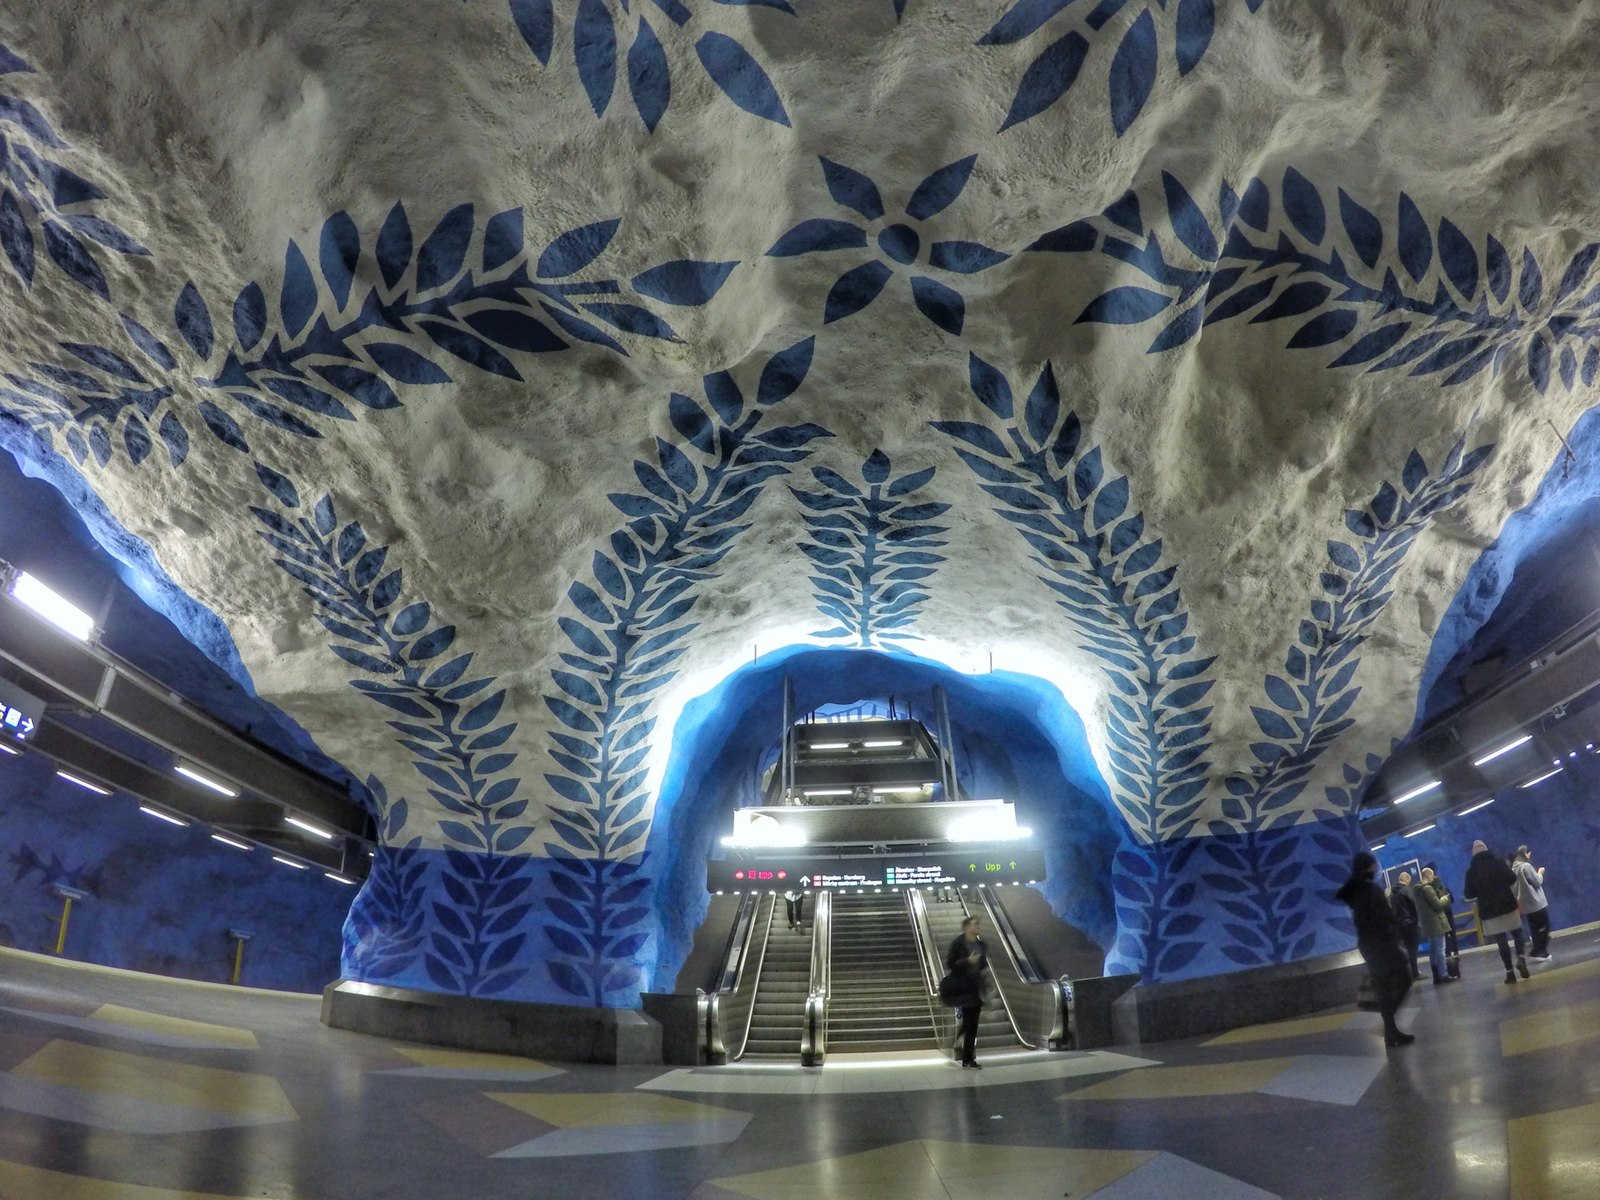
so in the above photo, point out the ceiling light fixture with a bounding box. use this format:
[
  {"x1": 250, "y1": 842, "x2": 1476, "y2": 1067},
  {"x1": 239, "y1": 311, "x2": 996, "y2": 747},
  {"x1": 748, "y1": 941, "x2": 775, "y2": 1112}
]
[
  {"x1": 1471, "y1": 735, "x2": 1532, "y2": 767},
  {"x1": 56, "y1": 770, "x2": 111, "y2": 796},
  {"x1": 9, "y1": 572, "x2": 95, "y2": 641},
  {"x1": 808, "y1": 742, "x2": 849, "y2": 751},
  {"x1": 324, "y1": 872, "x2": 356, "y2": 885},
  {"x1": 286, "y1": 816, "x2": 336, "y2": 840},
  {"x1": 272, "y1": 855, "x2": 307, "y2": 870},
  {"x1": 1456, "y1": 798, "x2": 1495, "y2": 816},
  {"x1": 139, "y1": 805, "x2": 188, "y2": 827},
  {"x1": 1404, "y1": 823, "x2": 1436, "y2": 838},
  {"x1": 175, "y1": 764, "x2": 239, "y2": 797},
  {"x1": 862, "y1": 739, "x2": 904, "y2": 748},
  {"x1": 210, "y1": 833, "x2": 252, "y2": 851},
  {"x1": 1520, "y1": 768, "x2": 1562, "y2": 789},
  {"x1": 1391, "y1": 780, "x2": 1441, "y2": 805},
  {"x1": 802, "y1": 788, "x2": 851, "y2": 797}
]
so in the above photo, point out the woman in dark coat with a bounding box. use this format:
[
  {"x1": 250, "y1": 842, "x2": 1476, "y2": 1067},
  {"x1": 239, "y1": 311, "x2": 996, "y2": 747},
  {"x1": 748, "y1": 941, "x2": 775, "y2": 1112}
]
[
  {"x1": 1336, "y1": 852, "x2": 1414, "y2": 1046},
  {"x1": 945, "y1": 916, "x2": 988, "y2": 1069},
  {"x1": 1464, "y1": 839, "x2": 1528, "y2": 983}
]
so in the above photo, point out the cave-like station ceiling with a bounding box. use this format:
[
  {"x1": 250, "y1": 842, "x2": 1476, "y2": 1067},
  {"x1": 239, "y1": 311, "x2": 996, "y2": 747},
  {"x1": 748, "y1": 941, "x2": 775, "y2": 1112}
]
[{"x1": 2, "y1": 1, "x2": 1598, "y2": 1003}]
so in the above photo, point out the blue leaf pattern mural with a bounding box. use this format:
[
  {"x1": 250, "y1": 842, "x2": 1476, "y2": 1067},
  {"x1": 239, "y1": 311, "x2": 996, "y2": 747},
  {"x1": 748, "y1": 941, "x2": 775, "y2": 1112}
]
[
  {"x1": 2, "y1": 204, "x2": 735, "y2": 472},
  {"x1": 0, "y1": 44, "x2": 148, "y2": 297},
  {"x1": 769, "y1": 156, "x2": 1007, "y2": 335},
  {"x1": 979, "y1": 0, "x2": 1266, "y2": 134},
  {"x1": 1043, "y1": 168, "x2": 1600, "y2": 394},
  {"x1": 505, "y1": 0, "x2": 792, "y2": 131},
  {"x1": 541, "y1": 337, "x2": 829, "y2": 1004},
  {"x1": 792, "y1": 449, "x2": 949, "y2": 647}
]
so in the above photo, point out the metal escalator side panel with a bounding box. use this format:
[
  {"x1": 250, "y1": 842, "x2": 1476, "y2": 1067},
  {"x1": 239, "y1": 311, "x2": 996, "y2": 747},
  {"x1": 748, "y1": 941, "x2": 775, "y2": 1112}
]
[
  {"x1": 802, "y1": 890, "x2": 831, "y2": 1066},
  {"x1": 907, "y1": 888, "x2": 956, "y2": 1056},
  {"x1": 976, "y1": 886, "x2": 1062, "y2": 1049},
  {"x1": 704, "y1": 892, "x2": 759, "y2": 1064}
]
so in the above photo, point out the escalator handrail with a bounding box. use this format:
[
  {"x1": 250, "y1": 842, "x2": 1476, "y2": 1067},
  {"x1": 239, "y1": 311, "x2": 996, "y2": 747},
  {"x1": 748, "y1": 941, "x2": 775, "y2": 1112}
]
[
  {"x1": 704, "y1": 892, "x2": 760, "y2": 1063},
  {"x1": 907, "y1": 889, "x2": 958, "y2": 1054},
  {"x1": 802, "y1": 890, "x2": 832, "y2": 1066},
  {"x1": 723, "y1": 895, "x2": 776, "y2": 1061}
]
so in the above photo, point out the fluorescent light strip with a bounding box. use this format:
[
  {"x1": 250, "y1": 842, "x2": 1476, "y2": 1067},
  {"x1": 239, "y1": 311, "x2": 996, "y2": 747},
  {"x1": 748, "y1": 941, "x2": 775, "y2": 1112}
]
[
  {"x1": 808, "y1": 742, "x2": 850, "y2": 751},
  {"x1": 139, "y1": 805, "x2": 188, "y2": 827},
  {"x1": 0, "y1": 741, "x2": 18, "y2": 755},
  {"x1": 286, "y1": 816, "x2": 336, "y2": 840},
  {"x1": 803, "y1": 788, "x2": 851, "y2": 797},
  {"x1": 1456, "y1": 797, "x2": 1496, "y2": 816},
  {"x1": 1370, "y1": 842, "x2": 1387, "y2": 853},
  {"x1": 56, "y1": 770, "x2": 111, "y2": 796},
  {"x1": 870, "y1": 786, "x2": 923, "y2": 794},
  {"x1": 10, "y1": 571, "x2": 94, "y2": 640},
  {"x1": 1520, "y1": 768, "x2": 1563, "y2": 789},
  {"x1": 174, "y1": 764, "x2": 239, "y2": 797},
  {"x1": 862, "y1": 739, "x2": 904, "y2": 748},
  {"x1": 211, "y1": 833, "x2": 252, "y2": 851},
  {"x1": 324, "y1": 872, "x2": 356, "y2": 885},
  {"x1": 1472, "y1": 734, "x2": 1532, "y2": 767},
  {"x1": 1392, "y1": 780, "x2": 1441, "y2": 805},
  {"x1": 272, "y1": 855, "x2": 308, "y2": 870},
  {"x1": 1404, "y1": 823, "x2": 1436, "y2": 837}
]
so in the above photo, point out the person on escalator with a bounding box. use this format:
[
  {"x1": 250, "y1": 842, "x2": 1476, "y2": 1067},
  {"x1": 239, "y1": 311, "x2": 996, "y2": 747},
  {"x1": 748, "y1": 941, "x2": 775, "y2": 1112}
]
[{"x1": 945, "y1": 916, "x2": 989, "y2": 1070}]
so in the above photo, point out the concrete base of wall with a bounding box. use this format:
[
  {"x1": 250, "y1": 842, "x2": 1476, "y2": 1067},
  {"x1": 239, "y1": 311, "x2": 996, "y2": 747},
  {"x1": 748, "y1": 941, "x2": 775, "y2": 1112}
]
[
  {"x1": 1070, "y1": 973, "x2": 1140, "y2": 1050},
  {"x1": 641, "y1": 991, "x2": 703, "y2": 1065},
  {"x1": 321, "y1": 980, "x2": 664, "y2": 1065},
  {"x1": 1110, "y1": 950, "x2": 1367, "y2": 1046}
]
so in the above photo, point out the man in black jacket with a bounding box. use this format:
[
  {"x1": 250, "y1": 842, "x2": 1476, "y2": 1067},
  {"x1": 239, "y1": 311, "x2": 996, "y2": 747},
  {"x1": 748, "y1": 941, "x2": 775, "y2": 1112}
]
[
  {"x1": 1391, "y1": 871, "x2": 1423, "y2": 981},
  {"x1": 1336, "y1": 852, "x2": 1414, "y2": 1047},
  {"x1": 1464, "y1": 839, "x2": 1529, "y2": 984},
  {"x1": 945, "y1": 916, "x2": 989, "y2": 1069}
]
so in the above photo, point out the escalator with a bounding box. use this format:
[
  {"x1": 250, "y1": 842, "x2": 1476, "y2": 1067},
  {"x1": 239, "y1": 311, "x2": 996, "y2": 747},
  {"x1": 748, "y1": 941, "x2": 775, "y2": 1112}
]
[
  {"x1": 741, "y1": 907, "x2": 813, "y2": 1058},
  {"x1": 920, "y1": 889, "x2": 1029, "y2": 1053}
]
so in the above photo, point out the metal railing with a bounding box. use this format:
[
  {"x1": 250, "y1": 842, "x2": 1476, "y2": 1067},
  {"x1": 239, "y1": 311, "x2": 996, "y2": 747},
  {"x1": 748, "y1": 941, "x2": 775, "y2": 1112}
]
[
  {"x1": 801, "y1": 890, "x2": 832, "y2": 1066},
  {"x1": 975, "y1": 886, "x2": 1073, "y2": 1049},
  {"x1": 700, "y1": 892, "x2": 772, "y2": 1064},
  {"x1": 907, "y1": 887, "x2": 957, "y2": 1053}
]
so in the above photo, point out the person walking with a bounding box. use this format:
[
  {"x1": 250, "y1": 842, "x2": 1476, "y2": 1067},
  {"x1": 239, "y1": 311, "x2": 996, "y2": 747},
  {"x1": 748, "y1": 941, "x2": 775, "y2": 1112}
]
[
  {"x1": 783, "y1": 888, "x2": 805, "y2": 930},
  {"x1": 1513, "y1": 846, "x2": 1552, "y2": 961},
  {"x1": 1337, "y1": 852, "x2": 1414, "y2": 1047},
  {"x1": 1391, "y1": 871, "x2": 1424, "y2": 981},
  {"x1": 1464, "y1": 839, "x2": 1529, "y2": 984},
  {"x1": 1412, "y1": 869, "x2": 1456, "y2": 984},
  {"x1": 945, "y1": 916, "x2": 989, "y2": 1069}
]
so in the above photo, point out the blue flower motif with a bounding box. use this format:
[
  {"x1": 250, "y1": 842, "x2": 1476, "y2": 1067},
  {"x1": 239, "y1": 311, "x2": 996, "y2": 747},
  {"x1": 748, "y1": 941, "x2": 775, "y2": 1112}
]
[
  {"x1": 507, "y1": 0, "x2": 791, "y2": 133},
  {"x1": 768, "y1": 156, "x2": 1008, "y2": 335}
]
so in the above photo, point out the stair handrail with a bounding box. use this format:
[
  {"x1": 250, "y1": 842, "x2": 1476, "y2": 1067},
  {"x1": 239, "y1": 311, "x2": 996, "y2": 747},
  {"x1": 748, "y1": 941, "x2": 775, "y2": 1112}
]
[
  {"x1": 976, "y1": 885, "x2": 1073, "y2": 1049},
  {"x1": 711, "y1": 894, "x2": 777, "y2": 1063},
  {"x1": 801, "y1": 890, "x2": 832, "y2": 1066},
  {"x1": 907, "y1": 887, "x2": 957, "y2": 1054}
]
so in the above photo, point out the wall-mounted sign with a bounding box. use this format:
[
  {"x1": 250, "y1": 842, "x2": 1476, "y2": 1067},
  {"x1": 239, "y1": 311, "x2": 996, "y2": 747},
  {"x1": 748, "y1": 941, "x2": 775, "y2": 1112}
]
[
  {"x1": 0, "y1": 677, "x2": 45, "y2": 745},
  {"x1": 707, "y1": 845, "x2": 1044, "y2": 892}
]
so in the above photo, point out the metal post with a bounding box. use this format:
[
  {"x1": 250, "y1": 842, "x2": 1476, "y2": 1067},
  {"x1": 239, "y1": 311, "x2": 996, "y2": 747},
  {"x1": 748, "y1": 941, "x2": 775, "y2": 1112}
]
[
  {"x1": 52, "y1": 895, "x2": 73, "y2": 955},
  {"x1": 780, "y1": 675, "x2": 793, "y2": 801},
  {"x1": 228, "y1": 930, "x2": 254, "y2": 984}
]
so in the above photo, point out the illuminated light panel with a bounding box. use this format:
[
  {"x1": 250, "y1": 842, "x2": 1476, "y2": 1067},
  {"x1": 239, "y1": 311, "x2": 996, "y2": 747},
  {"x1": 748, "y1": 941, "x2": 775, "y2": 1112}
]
[
  {"x1": 1471, "y1": 735, "x2": 1532, "y2": 767},
  {"x1": 1456, "y1": 798, "x2": 1496, "y2": 816},
  {"x1": 211, "y1": 833, "x2": 252, "y2": 851},
  {"x1": 807, "y1": 742, "x2": 850, "y2": 751},
  {"x1": 56, "y1": 770, "x2": 111, "y2": 796},
  {"x1": 862, "y1": 739, "x2": 904, "y2": 748},
  {"x1": 272, "y1": 855, "x2": 307, "y2": 870},
  {"x1": 286, "y1": 815, "x2": 336, "y2": 840},
  {"x1": 802, "y1": 788, "x2": 851, "y2": 797},
  {"x1": 139, "y1": 805, "x2": 188, "y2": 827},
  {"x1": 1520, "y1": 768, "x2": 1563, "y2": 789},
  {"x1": 9, "y1": 571, "x2": 94, "y2": 641},
  {"x1": 325, "y1": 872, "x2": 356, "y2": 885},
  {"x1": 870, "y1": 786, "x2": 924, "y2": 795},
  {"x1": 1370, "y1": 842, "x2": 1387, "y2": 852},
  {"x1": 1391, "y1": 780, "x2": 1441, "y2": 805},
  {"x1": 0, "y1": 743, "x2": 18, "y2": 755},
  {"x1": 1403, "y1": 823, "x2": 1436, "y2": 837},
  {"x1": 175, "y1": 764, "x2": 239, "y2": 797}
]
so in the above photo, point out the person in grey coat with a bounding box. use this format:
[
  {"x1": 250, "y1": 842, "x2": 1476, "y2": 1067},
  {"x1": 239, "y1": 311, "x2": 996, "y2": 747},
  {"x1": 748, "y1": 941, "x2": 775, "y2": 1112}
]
[{"x1": 1513, "y1": 846, "x2": 1552, "y2": 961}]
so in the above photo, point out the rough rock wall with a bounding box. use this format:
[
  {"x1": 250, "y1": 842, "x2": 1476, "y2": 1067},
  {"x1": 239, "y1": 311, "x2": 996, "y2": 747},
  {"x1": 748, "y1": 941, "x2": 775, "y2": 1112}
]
[{"x1": 3, "y1": 3, "x2": 1600, "y2": 1002}]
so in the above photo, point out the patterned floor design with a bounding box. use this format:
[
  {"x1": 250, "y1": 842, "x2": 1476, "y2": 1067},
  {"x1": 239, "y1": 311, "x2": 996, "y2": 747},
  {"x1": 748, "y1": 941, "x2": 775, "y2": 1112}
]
[{"x1": 3, "y1": 934, "x2": 1600, "y2": 1197}]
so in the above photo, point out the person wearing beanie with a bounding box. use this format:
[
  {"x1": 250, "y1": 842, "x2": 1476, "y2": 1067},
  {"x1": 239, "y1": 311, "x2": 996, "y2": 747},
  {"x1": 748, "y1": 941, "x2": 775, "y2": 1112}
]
[
  {"x1": 1513, "y1": 845, "x2": 1552, "y2": 961},
  {"x1": 1336, "y1": 851, "x2": 1414, "y2": 1046},
  {"x1": 1463, "y1": 839, "x2": 1529, "y2": 983}
]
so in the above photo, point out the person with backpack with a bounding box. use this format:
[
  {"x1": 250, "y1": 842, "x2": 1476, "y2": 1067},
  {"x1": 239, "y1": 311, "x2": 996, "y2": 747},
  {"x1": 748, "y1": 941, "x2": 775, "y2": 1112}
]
[{"x1": 1464, "y1": 839, "x2": 1529, "y2": 984}]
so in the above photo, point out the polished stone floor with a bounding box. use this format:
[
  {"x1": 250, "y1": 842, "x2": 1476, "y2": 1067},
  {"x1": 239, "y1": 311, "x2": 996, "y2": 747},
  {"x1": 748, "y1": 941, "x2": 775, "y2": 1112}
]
[{"x1": 3, "y1": 932, "x2": 1600, "y2": 1199}]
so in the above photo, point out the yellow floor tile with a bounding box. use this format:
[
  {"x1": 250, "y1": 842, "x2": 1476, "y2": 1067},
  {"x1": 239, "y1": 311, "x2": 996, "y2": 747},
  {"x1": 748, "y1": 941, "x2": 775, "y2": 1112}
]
[
  {"x1": 1062, "y1": 1057, "x2": 1295, "y2": 1100},
  {"x1": 89, "y1": 1004, "x2": 259, "y2": 1049},
  {"x1": 922, "y1": 1140, "x2": 1152, "y2": 1194},
  {"x1": 1500, "y1": 998, "x2": 1600, "y2": 1057},
  {"x1": 11, "y1": 1041, "x2": 295, "y2": 1119},
  {"x1": 711, "y1": 1142, "x2": 948, "y2": 1200},
  {"x1": 0, "y1": 1158, "x2": 256, "y2": 1200},
  {"x1": 1507, "y1": 955, "x2": 1600, "y2": 996},
  {"x1": 1205, "y1": 1011, "x2": 1361, "y2": 1047},
  {"x1": 1509, "y1": 1100, "x2": 1600, "y2": 1200},
  {"x1": 487, "y1": 1091, "x2": 742, "y2": 1128},
  {"x1": 392, "y1": 1046, "x2": 550, "y2": 1071}
]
